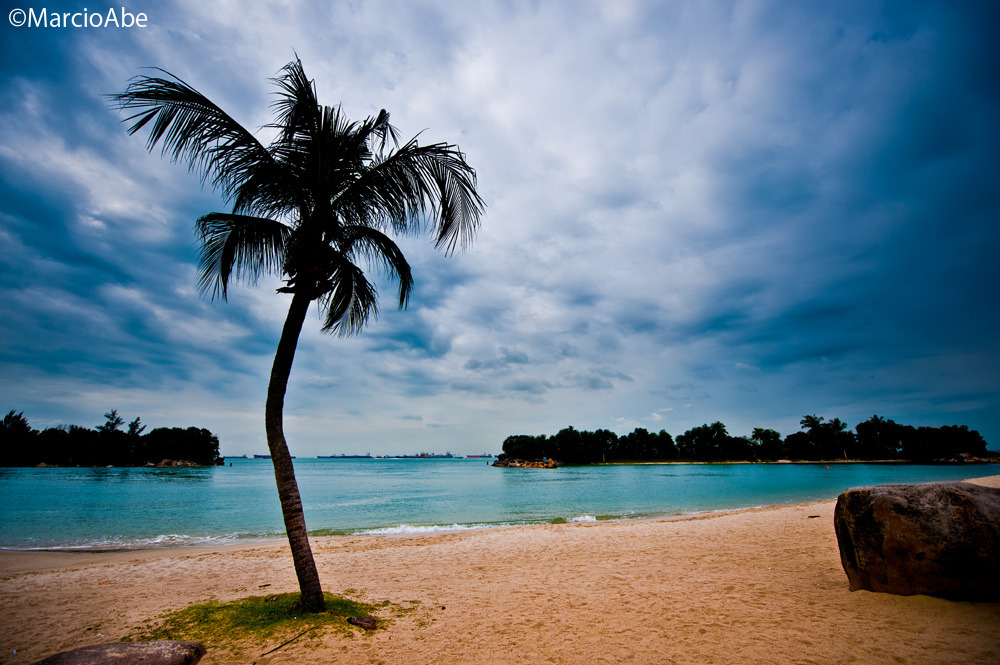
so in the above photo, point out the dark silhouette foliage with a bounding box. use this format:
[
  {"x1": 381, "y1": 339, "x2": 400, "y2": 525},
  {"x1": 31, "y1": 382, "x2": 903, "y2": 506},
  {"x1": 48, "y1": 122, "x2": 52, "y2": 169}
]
[
  {"x1": 1, "y1": 411, "x2": 37, "y2": 466},
  {"x1": 0, "y1": 409, "x2": 221, "y2": 467},
  {"x1": 676, "y1": 422, "x2": 754, "y2": 461},
  {"x1": 502, "y1": 426, "x2": 677, "y2": 464},
  {"x1": 500, "y1": 415, "x2": 993, "y2": 465}
]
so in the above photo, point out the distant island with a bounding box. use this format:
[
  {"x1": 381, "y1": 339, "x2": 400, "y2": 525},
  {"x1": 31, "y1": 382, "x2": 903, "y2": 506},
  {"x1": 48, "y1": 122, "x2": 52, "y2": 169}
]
[
  {"x1": 496, "y1": 415, "x2": 997, "y2": 467},
  {"x1": 1, "y1": 409, "x2": 223, "y2": 467}
]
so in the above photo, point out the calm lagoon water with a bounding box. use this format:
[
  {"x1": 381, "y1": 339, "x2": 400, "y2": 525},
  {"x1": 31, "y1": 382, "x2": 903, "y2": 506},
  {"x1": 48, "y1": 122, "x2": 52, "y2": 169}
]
[{"x1": 0, "y1": 458, "x2": 989, "y2": 550}]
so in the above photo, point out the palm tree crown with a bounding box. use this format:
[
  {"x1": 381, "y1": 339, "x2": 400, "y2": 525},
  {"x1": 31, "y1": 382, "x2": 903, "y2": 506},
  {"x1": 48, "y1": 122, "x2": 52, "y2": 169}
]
[
  {"x1": 111, "y1": 58, "x2": 484, "y2": 611},
  {"x1": 114, "y1": 57, "x2": 483, "y2": 332}
]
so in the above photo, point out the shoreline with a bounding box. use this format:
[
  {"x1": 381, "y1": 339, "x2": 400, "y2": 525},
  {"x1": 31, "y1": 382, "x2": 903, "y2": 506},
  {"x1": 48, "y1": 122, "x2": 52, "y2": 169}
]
[
  {"x1": 0, "y1": 498, "x2": 854, "y2": 556},
  {"x1": 4, "y1": 473, "x2": 998, "y2": 556},
  {"x1": 2, "y1": 477, "x2": 997, "y2": 664},
  {"x1": 0, "y1": 501, "x2": 818, "y2": 568}
]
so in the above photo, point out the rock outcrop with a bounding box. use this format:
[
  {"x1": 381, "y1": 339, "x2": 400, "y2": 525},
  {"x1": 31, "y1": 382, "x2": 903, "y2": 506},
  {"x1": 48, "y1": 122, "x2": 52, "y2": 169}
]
[
  {"x1": 31, "y1": 641, "x2": 206, "y2": 665},
  {"x1": 492, "y1": 455, "x2": 559, "y2": 468},
  {"x1": 834, "y1": 481, "x2": 1000, "y2": 600}
]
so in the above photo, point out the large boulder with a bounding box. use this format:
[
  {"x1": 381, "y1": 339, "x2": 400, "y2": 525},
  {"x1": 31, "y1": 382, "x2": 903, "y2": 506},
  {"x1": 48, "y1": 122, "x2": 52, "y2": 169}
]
[
  {"x1": 31, "y1": 641, "x2": 206, "y2": 665},
  {"x1": 834, "y1": 481, "x2": 1000, "y2": 600}
]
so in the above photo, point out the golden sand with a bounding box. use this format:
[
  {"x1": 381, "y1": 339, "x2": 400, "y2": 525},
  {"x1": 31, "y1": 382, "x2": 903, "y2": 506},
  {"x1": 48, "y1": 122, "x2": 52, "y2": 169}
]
[{"x1": 2, "y1": 476, "x2": 998, "y2": 664}]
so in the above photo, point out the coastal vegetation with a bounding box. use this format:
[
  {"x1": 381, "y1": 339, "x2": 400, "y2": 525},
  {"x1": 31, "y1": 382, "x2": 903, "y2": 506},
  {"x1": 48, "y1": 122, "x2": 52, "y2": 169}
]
[
  {"x1": 130, "y1": 592, "x2": 395, "y2": 656},
  {"x1": 1, "y1": 409, "x2": 221, "y2": 467},
  {"x1": 111, "y1": 58, "x2": 484, "y2": 611},
  {"x1": 499, "y1": 415, "x2": 994, "y2": 466}
]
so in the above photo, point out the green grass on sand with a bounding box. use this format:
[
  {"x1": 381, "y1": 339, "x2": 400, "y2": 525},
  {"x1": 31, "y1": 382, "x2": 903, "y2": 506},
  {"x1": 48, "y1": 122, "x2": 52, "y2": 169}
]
[{"x1": 129, "y1": 591, "x2": 414, "y2": 655}]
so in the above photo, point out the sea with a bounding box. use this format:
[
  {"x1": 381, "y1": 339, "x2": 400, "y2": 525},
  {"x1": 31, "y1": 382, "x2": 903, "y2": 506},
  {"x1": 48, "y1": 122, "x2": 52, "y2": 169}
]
[{"x1": 0, "y1": 458, "x2": 991, "y2": 551}]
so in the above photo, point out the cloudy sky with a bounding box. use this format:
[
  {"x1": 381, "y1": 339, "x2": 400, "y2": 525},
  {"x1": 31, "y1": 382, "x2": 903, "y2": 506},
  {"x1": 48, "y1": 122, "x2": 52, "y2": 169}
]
[{"x1": 2, "y1": 0, "x2": 997, "y2": 456}]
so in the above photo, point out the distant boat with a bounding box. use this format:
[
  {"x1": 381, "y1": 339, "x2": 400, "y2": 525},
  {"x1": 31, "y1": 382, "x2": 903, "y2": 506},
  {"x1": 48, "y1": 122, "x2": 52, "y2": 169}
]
[
  {"x1": 318, "y1": 453, "x2": 373, "y2": 459},
  {"x1": 253, "y1": 454, "x2": 295, "y2": 459},
  {"x1": 224, "y1": 455, "x2": 248, "y2": 459},
  {"x1": 389, "y1": 451, "x2": 456, "y2": 459},
  {"x1": 467, "y1": 454, "x2": 494, "y2": 459}
]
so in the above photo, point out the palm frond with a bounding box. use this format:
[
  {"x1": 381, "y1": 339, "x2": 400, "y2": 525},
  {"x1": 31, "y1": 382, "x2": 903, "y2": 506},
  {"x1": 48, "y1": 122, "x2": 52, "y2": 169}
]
[
  {"x1": 228, "y1": 162, "x2": 303, "y2": 221},
  {"x1": 342, "y1": 225, "x2": 413, "y2": 309},
  {"x1": 110, "y1": 70, "x2": 275, "y2": 207},
  {"x1": 116, "y1": 58, "x2": 484, "y2": 339},
  {"x1": 424, "y1": 150, "x2": 485, "y2": 253},
  {"x1": 270, "y1": 58, "x2": 320, "y2": 147},
  {"x1": 338, "y1": 139, "x2": 485, "y2": 253},
  {"x1": 275, "y1": 104, "x2": 362, "y2": 208},
  {"x1": 355, "y1": 108, "x2": 399, "y2": 154},
  {"x1": 319, "y1": 260, "x2": 379, "y2": 336},
  {"x1": 195, "y1": 213, "x2": 291, "y2": 300}
]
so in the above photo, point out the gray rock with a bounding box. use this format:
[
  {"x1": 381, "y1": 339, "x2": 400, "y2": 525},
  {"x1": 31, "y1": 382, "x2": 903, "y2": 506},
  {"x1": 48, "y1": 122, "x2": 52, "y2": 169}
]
[
  {"x1": 834, "y1": 481, "x2": 1000, "y2": 600},
  {"x1": 31, "y1": 641, "x2": 206, "y2": 665}
]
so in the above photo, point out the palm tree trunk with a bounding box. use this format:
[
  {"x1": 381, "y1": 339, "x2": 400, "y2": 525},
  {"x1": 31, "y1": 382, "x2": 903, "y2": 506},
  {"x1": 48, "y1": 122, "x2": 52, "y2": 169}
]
[{"x1": 265, "y1": 291, "x2": 326, "y2": 611}]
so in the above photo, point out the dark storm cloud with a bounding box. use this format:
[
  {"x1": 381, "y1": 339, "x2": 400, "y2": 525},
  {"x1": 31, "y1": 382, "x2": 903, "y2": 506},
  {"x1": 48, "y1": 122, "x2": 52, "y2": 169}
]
[{"x1": 1, "y1": 1, "x2": 997, "y2": 454}]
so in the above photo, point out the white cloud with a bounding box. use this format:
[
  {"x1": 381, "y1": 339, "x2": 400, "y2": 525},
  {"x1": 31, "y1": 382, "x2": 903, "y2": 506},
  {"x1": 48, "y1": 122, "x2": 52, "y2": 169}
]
[{"x1": 1, "y1": 0, "x2": 997, "y2": 454}]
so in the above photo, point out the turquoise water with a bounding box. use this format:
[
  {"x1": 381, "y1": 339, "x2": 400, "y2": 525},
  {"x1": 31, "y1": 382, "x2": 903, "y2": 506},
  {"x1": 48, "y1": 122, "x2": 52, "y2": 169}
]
[{"x1": 0, "y1": 458, "x2": 989, "y2": 550}]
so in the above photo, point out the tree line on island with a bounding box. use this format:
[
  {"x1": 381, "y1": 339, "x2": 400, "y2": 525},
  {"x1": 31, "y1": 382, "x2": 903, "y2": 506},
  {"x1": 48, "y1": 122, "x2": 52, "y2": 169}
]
[
  {"x1": 1, "y1": 409, "x2": 222, "y2": 467},
  {"x1": 499, "y1": 415, "x2": 995, "y2": 466}
]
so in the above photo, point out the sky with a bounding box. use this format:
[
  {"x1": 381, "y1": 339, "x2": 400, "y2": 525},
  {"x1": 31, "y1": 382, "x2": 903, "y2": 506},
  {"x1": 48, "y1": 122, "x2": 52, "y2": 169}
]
[{"x1": 1, "y1": 0, "x2": 998, "y2": 457}]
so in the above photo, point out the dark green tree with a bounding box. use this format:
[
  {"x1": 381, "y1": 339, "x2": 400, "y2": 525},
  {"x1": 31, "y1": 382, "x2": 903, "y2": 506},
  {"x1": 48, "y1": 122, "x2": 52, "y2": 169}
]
[
  {"x1": 96, "y1": 409, "x2": 131, "y2": 465},
  {"x1": 98, "y1": 409, "x2": 125, "y2": 433},
  {"x1": 549, "y1": 426, "x2": 583, "y2": 462},
  {"x1": 612, "y1": 428, "x2": 676, "y2": 461},
  {"x1": 144, "y1": 427, "x2": 220, "y2": 465},
  {"x1": 937, "y1": 425, "x2": 988, "y2": 458},
  {"x1": 785, "y1": 415, "x2": 855, "y2": 460},
  {"x1": 126, "y1": 417, "x2": 147, "y2": 464},
  {"x1": 751, "y1": 428, "x2": 782, "y2": 460},
  {"x1": 574, "y1": 428, "x2": 617, "y2": 463},
  {"x1": 854, "y1": 415, "x2": 904, "y2": 459},
  {"x1": 37, "y1": 427, "x2": 72, "y2": 466},
  {"x1": 649, "y1": 429, "x2": 678, "y2": 460},
  {"x1": 127, "y1": 417, "x2": 146, "y2": 437},
  {"x1": 68, "y1": 425, "x2": 102, "y2": 466},
  {"x1": 501, "y1": 434, "x2": 548, "y2": 460},
  {"x1": 614, "y1": 427, "x2": 653, "y2": 460},
  {"x1": 1, "y1": 410, "x2": 38, "y2": 466},
  {"x1": 1, "y1": 410, "x2": 35, "y2": 438},
  {"x1": 900, "y1": 424, "x2": 989, "y2": 461},
  {"x1": 677, "y1": 422, "x2": 734, "y2": 460},
  {"x1": 112, "y1": 58, "x2": 484, "y2": 610}
]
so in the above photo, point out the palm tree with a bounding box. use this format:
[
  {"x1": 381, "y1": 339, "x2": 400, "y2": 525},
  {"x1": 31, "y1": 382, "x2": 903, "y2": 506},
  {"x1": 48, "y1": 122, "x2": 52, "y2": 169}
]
[
  {"x1": 111, "y1": 59, "x2": 484, "y2": 611},
  {"x1": 800, "y1": 414, "x2": 824, "y2": 432}
]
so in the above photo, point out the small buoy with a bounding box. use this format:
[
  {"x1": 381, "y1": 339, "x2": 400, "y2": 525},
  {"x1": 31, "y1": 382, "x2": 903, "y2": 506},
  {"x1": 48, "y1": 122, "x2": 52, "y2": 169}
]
[{"x1": 826, "y1": 466, "x2": 830, "y2": 469}]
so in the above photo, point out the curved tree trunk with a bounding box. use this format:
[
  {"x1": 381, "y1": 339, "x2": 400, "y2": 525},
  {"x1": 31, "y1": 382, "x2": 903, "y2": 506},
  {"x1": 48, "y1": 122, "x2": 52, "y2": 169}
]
[{"x1": 265, "y1": 291, "x2": 326, "y2": 611}]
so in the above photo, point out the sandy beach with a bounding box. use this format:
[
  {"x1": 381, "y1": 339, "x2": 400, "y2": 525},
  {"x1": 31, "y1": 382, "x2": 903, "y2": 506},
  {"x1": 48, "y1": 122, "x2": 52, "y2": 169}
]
[{"x1": 2, "y1": 477, "x2": 998, "y2": 665}]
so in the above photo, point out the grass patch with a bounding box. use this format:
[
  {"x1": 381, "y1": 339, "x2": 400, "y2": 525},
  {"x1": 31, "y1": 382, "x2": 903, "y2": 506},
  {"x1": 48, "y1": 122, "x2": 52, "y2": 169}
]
[{"x1": 129, "y1": 592, "x2": 389, "y2": 654}]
